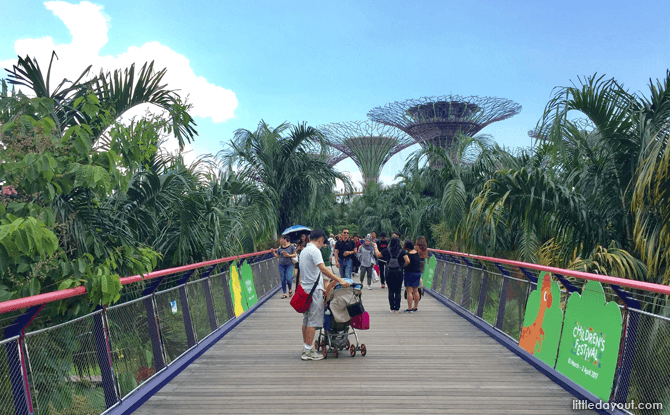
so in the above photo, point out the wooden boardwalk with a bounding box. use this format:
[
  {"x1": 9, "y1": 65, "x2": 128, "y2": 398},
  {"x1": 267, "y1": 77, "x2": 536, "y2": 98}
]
[{"x1": 135, "y1": 285, "x2": 592, "y2": 414}]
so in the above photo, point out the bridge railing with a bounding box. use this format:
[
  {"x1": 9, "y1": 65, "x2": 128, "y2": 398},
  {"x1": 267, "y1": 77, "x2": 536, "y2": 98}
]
[
  {"x1": 428, "y1": 248, "x2": 670, "y2": 414},
  {"x1": 0, "y1": 251, "x2": 280, "y2": 415}
]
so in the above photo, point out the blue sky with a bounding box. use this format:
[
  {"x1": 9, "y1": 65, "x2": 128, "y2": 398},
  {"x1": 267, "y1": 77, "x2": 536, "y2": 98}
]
[{"x1": 2, "y1": 0, "x2": 669, "y2": 186}]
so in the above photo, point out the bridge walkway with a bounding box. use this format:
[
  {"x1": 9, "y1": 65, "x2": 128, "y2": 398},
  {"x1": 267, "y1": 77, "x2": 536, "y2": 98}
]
[{"x1": 135, "y1": 286, "x2": 589, "y2": 414}]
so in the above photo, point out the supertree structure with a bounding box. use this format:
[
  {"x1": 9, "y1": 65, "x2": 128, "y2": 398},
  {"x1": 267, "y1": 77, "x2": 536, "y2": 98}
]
[
  {"x1": 318, "y1": 121, "x2": 416, "y2": 185},
  {"x1": 367, "y1": 95, "x2": 522, "y2": 163}
]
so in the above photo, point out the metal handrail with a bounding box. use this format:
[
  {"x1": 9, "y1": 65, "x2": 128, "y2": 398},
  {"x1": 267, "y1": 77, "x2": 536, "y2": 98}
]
[{"x1": 429, "y1": 248, "x2": 670, "y2": 295}]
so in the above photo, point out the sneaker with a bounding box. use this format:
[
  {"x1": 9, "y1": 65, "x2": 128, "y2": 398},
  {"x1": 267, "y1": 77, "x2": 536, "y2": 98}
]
[
  {"x1": 302, "y1": 348, "x2": 324, "y2": 361},
  {"x1": 412, "y1": 308, "x2": 418, "y2": 312},
  {"x1": 403, "y1": 309, "x2": 413, "y2": 313},
  {"x1": 367, "y1": 286, "x2": 372, "y2": 290},
  {"x1": 390, "y1": 310, "x2": 395, "y2": 314},
  {"x1": 381, "y1": 285, "x2": 385, "y2": 289}
]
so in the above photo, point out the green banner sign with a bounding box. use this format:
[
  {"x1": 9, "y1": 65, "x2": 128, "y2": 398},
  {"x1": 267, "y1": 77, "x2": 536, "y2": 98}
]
[
  {"x1": 518, "y1": 271, "x2": 563, "y2": 367},
  {"x1": 423, "y1": 256, "x2": 437, "y2": 289},
  {"x1": 555, "y1": 280, "x2": 622, "y2": 401},
  {"x1": 239, "y1": 260, "x2": 258, "y2": 308}
]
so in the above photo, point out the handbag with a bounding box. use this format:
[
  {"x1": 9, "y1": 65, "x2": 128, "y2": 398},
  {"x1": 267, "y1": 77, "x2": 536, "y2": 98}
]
[
  {"x1": 290, "y1": 273, "x2": 321, "y2": 313},
  {"x1": 350, "y1": 311, "x2": 370, "y2": 330},
  {"x1": 346, "y1": 299, "x2": 365, "y2": 318}
]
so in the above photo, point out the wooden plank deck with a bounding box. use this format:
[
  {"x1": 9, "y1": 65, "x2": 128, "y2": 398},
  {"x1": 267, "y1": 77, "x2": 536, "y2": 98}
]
[{"x1": 135, "y1": 285, "x2": 592, "y2": 414}]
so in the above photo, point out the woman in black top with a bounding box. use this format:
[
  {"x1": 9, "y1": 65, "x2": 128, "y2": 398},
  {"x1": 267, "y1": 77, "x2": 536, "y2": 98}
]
[
  {"x1": 374, "y1": 237, "x2": 408, "y2": 313},
  {"x1": 402, "y1": 240, "x2": 421, "y2": 313}
]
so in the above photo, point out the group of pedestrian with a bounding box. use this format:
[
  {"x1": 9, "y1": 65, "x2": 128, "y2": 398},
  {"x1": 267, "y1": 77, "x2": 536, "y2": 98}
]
[{"x1": 274, "y1": 227, "x2": 430, "y2": 360}]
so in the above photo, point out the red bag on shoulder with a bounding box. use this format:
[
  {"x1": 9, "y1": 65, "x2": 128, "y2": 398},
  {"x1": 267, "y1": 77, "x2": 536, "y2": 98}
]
[{"x1": 290, "y1": 274, "x2": 321, "y2": 313}]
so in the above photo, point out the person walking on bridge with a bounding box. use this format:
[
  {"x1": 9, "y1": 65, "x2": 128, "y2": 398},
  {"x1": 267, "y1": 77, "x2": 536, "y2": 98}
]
[
  {"x1": 334, "y1": 228, "x2": 356, "y2": 280},
  {"x1": 271, "y1": 235, "x2": 296, "y2": 298},
  {"x1": 358, "y1": 236, "x2": 376, "y2": 289},
  {"x1": 375, "y1": 236, "x2": 407, "y2": 313},
  {"x1": 299, "y1": 229, "x2": 350, "y2": 361}
]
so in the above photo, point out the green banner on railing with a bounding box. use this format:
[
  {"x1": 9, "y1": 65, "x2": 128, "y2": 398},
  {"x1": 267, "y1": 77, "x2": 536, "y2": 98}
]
[
  {"x1": 555, "y1": 280, "x2": 622, "y2": 401},
  {"x1": 423, "y1": 256, "x2": 437, "y2": 289},
  {"x1": 519, "y1": 272, "x2": 563, "y2": 367},
  {"x1": 240, "y1": 260, "x2": 258, "y2": 308}
]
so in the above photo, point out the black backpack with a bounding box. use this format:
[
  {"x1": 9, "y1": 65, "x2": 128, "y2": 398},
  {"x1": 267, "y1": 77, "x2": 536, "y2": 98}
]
[{"x1": 387, "y1": 249, "x2": 402, "y2": 271}]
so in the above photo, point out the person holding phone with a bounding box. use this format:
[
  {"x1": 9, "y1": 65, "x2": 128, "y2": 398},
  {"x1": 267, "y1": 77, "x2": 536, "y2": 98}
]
[{"x1": 271, "y1": 235, "x2": 297, "y2": 298}]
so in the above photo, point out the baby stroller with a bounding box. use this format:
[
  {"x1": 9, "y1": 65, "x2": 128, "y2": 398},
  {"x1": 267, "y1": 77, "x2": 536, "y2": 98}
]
[{"x1": 315, "y1": 283, "x2": 368, "y2": 358}]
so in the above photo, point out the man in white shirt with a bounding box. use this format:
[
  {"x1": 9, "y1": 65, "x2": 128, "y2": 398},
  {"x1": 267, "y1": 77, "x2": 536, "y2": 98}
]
[{"x1": 299, "y1": 229, "x2": 350, "y2": 360}]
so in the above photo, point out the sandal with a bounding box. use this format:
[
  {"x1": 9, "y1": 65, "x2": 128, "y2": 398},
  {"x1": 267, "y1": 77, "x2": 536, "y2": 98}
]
[
  {"x1": 289, "y1": 290, "x2": 293, "y2": 297},
  {"x1": 281, "y1": 294, "x2": 288, "y2": 299}
]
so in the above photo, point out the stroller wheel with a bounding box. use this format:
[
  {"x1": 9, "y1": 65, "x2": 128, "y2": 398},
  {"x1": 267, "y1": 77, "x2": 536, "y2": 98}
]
[
  {"x1": 345, "y1": 340, "x2": 350, "y2": 349},
  {"x1": 360, "y1": 344, "x2": 367, "y2": 356},
  {"x1": 314, "y1": 340, "x2": 320, "y2": 351},
  {"x1": 333, "y1": 348, "x2": 338, "y2": 358},
  {"x1": 349, "y1": 344, "x2": 356, "y2": 357}
]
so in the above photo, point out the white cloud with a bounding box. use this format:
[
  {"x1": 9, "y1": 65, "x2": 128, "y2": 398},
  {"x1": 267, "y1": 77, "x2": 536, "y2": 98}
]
[{"x1": 1, "y1": 1, "x2": 237, "y2": 124}]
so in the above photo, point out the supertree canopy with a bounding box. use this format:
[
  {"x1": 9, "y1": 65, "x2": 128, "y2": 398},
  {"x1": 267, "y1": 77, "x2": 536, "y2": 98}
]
[
  {"x1": 367, "y1": 95, "x2": 522, "y2": 156},
  {"x1": 319, "y1": 121, "x2": 416, "y2": 185}
]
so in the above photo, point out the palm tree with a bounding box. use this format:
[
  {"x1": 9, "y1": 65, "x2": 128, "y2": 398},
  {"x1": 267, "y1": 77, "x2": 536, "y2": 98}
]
[
  {"x1": 5, "y1": 52, "x2": 196, "y2": 150},
  {"x1": 223, "y1": 120, "x2": 351, "y2": 233}
]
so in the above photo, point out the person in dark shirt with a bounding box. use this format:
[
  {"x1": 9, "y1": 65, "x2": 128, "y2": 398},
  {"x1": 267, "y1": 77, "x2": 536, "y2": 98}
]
[
  {"x1": 272, "y1": 235, "x2": 297, "y2": 298},
  {"x1": 402, "y1": 240, "x2": 422, "y2": 313},
  {"x1": 376, "y1": 233, "x2": 389, "y2": 288},
  {"x1": 375, "y1": 236, "x2": 407, "y2": 313},
  {"x1": 334, "y1": 228, "x2": 356, "y2": 280}
]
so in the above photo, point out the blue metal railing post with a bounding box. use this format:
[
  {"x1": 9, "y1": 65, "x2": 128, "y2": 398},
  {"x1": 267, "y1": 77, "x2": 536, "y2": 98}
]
[
  {"x1": 610, "y1": 285, "x2": 641, "y2": 403},
  {"x1": 4, "y1": 304, "x2": 42, "y2": 415},
  {"x1": 142, "y1": 276, "x2": 168, "y2": 371},
  {"x1": 476, "y1": 262, "x2": 488, "y2": 318},
  {"x1": 449, "y1": 255, "x2": 461, "y2": 301},
  {"x1": 176, "y1": 270, "x2": 197, "y2": 347},
  {"x1": 221, "y1": 264, "x2": 235, "y2": 321},
  {"x1": 461, "y1": 257, "x2": 474, "y2": 309},
  {"x1": 93, "y1": 308, "x2": 119, "y2": 408},
  {"x1": 494, "y1": 263, "x2": 511, "y2": 330},
  {"x1": 200, "y1": 265, "x2": 219, "y2": 331}
]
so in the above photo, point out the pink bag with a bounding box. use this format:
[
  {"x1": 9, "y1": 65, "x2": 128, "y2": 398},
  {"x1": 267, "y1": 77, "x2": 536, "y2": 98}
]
[{"x1": 350, "y1": 311, "x2": 370, "y2": 330}]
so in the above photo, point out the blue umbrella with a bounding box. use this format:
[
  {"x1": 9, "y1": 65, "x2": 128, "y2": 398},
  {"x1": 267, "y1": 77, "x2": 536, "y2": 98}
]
[{"x1": 282, "y1": 225, "x2": 312, "y2": 243}]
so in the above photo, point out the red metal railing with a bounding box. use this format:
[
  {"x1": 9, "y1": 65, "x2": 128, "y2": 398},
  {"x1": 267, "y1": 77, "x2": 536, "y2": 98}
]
[
  {"x1": 429, "y1": 248, "x2": 670, "y2": 295},
  {"x1": 0, "y1": 251, "x2": 271, "y2": 315}
]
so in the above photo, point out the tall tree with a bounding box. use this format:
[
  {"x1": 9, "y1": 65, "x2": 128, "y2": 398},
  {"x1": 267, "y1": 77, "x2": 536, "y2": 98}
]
[{"x1": 223, "y1": 120, "x2": 351, "y2": 233}]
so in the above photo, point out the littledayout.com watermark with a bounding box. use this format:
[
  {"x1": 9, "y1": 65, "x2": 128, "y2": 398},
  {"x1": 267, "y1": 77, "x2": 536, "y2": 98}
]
[{"x1": 573, "y1": 399, "x2": 663, "y2": 411}]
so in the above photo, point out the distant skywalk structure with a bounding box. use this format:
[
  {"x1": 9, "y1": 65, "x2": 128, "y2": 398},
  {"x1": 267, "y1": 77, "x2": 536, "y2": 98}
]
[
  {"x1": 367, "y1": 95, "x2": 521, "y2": 165},
  {"x1": 319, "y1": 121, "x2": 416, "y2": 184}
]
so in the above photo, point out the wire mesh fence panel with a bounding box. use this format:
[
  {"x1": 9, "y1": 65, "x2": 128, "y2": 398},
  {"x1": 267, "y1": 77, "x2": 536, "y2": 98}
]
[
  {"x1": 0, "y1": 337, "x2": 19, "y2": 415},
  {"x1": 209, "y1": 272, "x2": 231, "y2": 325},
  {"x1": 464, "y1": 266, "x2": 483, "y2": 315},
  {"x1": 250, "y1": 262, "x2": 264, "y2": 298},
  {"x1": 454, "y1": 263, "x2": 469, "y2": 306},
  {"x1": 617, "y1": 310, "x2": 670, "y2": 414},
  {"x1": 270, "y1": 258, "x2": 280, "y2": 286},
  {"x1": 24, "y1": 313, "x2": 107, "y2": 415},
  {"x1": 106, "y1": 298, "x2": 155, "y2": 399},
  {"x1": 501, "y1": 277, "x2": 530, "y2": 341},
  {"x1": 432, "y1": 259, "x2": 445, "y2": 292},
  {"x1": 439, "y1": 261, "x2": 450, "y2": 297},
  {"x1": 480, "y1": 267, "x2": 502, "y2": 325},
  {"x1": 186, "y1": 280, "x2": 212, "y2": 343},
  {"x1": 154, "y1": 289, "x2": 189, "y2": 364}
]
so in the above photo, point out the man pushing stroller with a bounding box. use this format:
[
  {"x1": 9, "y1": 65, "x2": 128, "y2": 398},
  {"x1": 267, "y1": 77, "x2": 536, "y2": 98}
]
[{"x1": 297, "y1": 229, "x2": 350, "y2": 361}]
